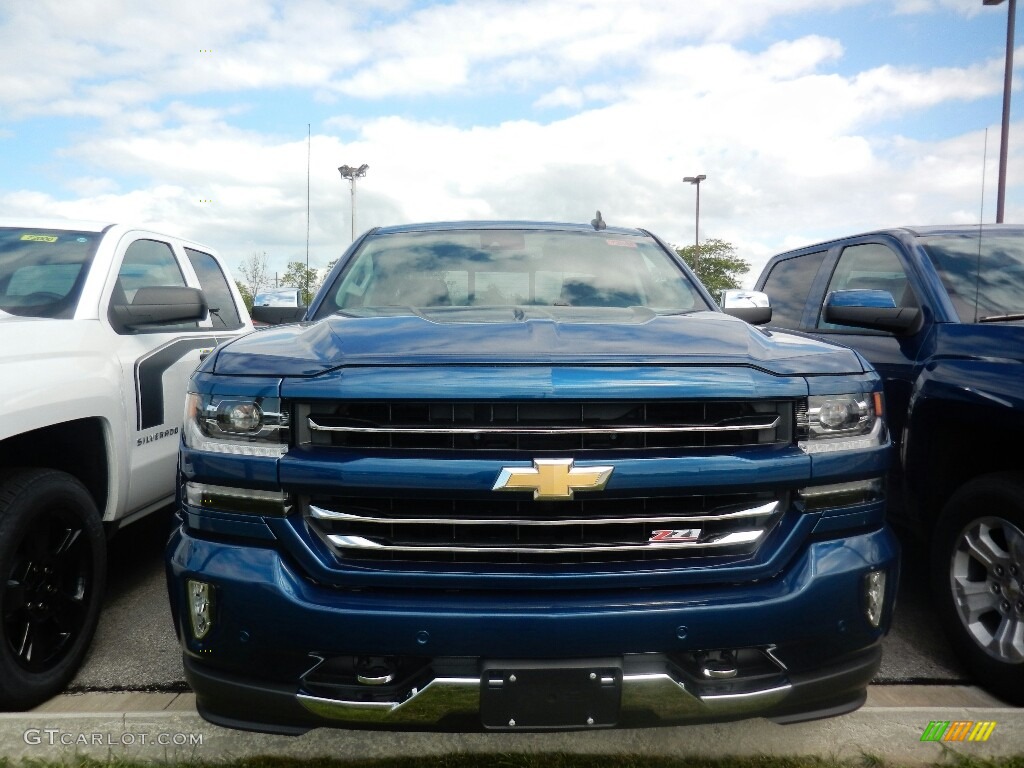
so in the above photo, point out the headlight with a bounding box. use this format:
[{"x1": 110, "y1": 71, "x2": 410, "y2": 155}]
[
  {"x1": 798, "y1": 392, "x2": 884, "y2": 454},
  {"x1": 184, "y1": 392, "x2": 289, "y2": 457}
]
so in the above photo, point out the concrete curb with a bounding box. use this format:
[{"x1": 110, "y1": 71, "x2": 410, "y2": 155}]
[{"x1": 0, "y1": 687, "x2": 1020, "y2": 764}]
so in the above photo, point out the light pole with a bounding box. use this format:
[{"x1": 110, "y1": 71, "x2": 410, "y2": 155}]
[
  {"x1": 338, "y1": 163, "x2": 369, "y2": 242},
  {"x1": 683, "y1": 174, "x2": 706, "y2": 271},
  {"x1": 984, "y1": 0, "x2": 1016, "y2": 223}
]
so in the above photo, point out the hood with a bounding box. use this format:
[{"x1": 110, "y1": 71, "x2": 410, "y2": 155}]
[{"x1": 211, "y1": 310, "x2": 867, "y2": 377}]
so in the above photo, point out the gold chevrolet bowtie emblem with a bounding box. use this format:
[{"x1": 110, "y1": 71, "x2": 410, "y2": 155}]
[{"x1": 492, "y1": 459, "x2": 614, "y2": 501}]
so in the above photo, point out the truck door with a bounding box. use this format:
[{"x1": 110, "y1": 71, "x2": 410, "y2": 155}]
[
  {"x1": 106, "y1": 236, "x2": 228, "y2": 518},
  {"x1": 810, "y1": 241, "x2": 925, "y2": 455}
]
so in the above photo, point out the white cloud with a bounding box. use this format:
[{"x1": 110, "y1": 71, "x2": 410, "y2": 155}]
[
  {"x1": 534, "y1": 86, "x2": 585, "y2": 110},
  {"x1": 64, "y1": 177, "x2": 121, "y2": 196},
  {"x1": 893, "y1": 0, "x2": 986, "y2": 18},
  {"x1": 2, "y1": 0, "x2": 1020, "y2": 286},
  {"x1": 1, "y1": 0, "x2": 880, "y2": 117},
  {"x1": 336, "y1": 54, "x2": 469, "y2": 98}
]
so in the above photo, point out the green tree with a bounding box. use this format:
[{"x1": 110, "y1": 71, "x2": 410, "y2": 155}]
[
  {"x1": 674, "y1": 238, "x2": 751, "y2": 299},
  {"x1": 280, "y1": 261, "x2": 320, "y2": 306},
  {"x1": 235, "y1": 280, "x2": 254, "y2": 312},
  {"x1": 238, "y1": 251, "x2": 271, "y2": 305}
]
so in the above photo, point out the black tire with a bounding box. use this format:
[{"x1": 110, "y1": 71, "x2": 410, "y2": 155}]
[
  {"x1": 0, "y1": 468, "x2": 106, "y2": 710},
  {"x1": 931, "y1": 472, "x2": 1024, "y2": 705}
]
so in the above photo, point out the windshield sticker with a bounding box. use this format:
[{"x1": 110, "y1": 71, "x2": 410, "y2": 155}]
[
  {"x1": 20, "y1": 234, "x2": 59, "y2": 242},
  {"x1": 605, "y1": 239, "x2": 637, "y2": 248}
]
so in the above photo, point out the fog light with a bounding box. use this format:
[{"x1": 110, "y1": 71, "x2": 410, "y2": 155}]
[
  {"x1": 798, "y1": 477, "x2": 884, "y2": 510},
  {"x1": 185, "y1": 482, "x2": 292, "y2": 516},
  {"x1": 863, "y1": 570, "x2": 886, "y2": 628},
  {"x1": 188, "y1": 579, "x2": 213, "y2": 640}
]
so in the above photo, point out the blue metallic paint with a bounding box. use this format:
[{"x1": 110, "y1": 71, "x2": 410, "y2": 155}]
[
  {"x1": 170, "y1": 221, "x2": 900, "y2": 732},
  {"x1": 167, "y1": 523, "x2": 896, "y2": 669},
  {"x1": 209, "y1": 313, "x2": 867, "y2": 378}
]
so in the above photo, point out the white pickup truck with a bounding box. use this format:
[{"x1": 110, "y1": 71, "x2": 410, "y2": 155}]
[{"x1": 0, "y1": 218, "x2": 252, "y2": 709}]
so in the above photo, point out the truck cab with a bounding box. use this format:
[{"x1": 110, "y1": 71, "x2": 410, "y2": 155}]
[
  {"x1": 0, "y1": 218, "x2": 252, "y2": 709},
  {"x1": 755, "y1": 225, "x2": 1024, "y2": 704}
]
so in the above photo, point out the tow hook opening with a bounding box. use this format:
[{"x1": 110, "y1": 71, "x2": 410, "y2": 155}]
[
  {"x1": 301, "y1": 654, "x2": 432, "y2": 703},
  {"x1": 671, "y1": 647, "x2": 788, "y2": 695}
]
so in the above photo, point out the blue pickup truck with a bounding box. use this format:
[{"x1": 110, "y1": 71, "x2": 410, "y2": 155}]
[
  {"x1": 167, "y1": 221, "x2": 896, "y2": 734},
  {"x1": 754, "y1": 225, "x2": 1024, "y2": 704}
]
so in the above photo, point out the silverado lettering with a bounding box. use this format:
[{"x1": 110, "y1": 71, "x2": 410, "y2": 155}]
[{"x1": 137, "y1": 427, "x2": 180, "y2": 446}]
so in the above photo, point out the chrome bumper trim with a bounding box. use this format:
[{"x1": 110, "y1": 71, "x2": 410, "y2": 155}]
[
  {"x1": 308, "y1": 417, "x2": 781, "y2": 436},
  {"x1": 295, "y1": 673, "x2": 792, "y2": 727}
]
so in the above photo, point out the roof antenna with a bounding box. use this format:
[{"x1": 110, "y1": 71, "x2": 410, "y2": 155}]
[{"x1": 591, "y1": 210, "x2": 606, "y2": 231}]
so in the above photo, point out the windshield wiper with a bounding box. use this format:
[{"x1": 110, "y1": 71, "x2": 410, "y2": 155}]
[{"x1": 978, "y1": 312, "x2": 1024, "y2": 323}]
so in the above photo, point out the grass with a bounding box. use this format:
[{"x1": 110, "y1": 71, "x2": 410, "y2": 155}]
[{"x1": 3, "y1": 754, "x2": 1024, "y2": 768}]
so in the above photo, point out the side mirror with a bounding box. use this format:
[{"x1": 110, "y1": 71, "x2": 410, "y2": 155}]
[
  {"x1": 110, "y1": 286, "x2": 208, "y2": 330},
  {"x1": 251, "y1": 305, "x2": 308, "y2": 325},
  {"x1": 721, "y1": 289, "x2": 772, "y2": 325},
  {"x1": 823, "y1": 289, "x2": 921, "y2": 334}
]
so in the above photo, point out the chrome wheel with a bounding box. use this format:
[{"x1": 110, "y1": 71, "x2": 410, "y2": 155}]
[{"x1": 950, "y1": 515, "x2": 1024, "y2": 664}]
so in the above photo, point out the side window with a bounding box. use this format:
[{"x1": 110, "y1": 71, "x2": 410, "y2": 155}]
[
  {"x1": 110, "y1": 239, "x2": 196, "y2": 333},
  {"x1": 186, "y1": 248, "x2": 244, "y2": 330},
  {"x1": 817, "y1": 243, "x2": 917, "y2": 330},
  {"x1": 761, "y1": 251, "x2": 827, "y2": 328}
]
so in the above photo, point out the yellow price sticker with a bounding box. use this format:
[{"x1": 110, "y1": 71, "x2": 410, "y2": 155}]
[{"x1": 20, "y1": 234, "x2": 59, "y2": 242}]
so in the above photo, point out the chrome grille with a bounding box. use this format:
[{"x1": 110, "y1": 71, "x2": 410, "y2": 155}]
[
  {"x1": 299, "y1": 400, "x2": 793, "y2": 451},
  {"x1": 304, "y1": 492, "x2": 785, "y2": 565}
]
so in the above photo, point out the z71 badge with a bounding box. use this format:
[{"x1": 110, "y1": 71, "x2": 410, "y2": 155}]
[{"x1": 649, "y1": 529, "x2": 701, "y2": 543}]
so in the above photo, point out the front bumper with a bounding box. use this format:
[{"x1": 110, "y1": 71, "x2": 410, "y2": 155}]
[
  {"x1": 167, "y1": 523, "x2": 898, "y2": 734},
  {"x1": 183, "y1": 645, "x2": 880, "y2": 735}
]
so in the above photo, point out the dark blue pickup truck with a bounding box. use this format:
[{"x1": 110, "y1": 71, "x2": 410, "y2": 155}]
[
  {"x1": 167, "y1": 221, "x2": 896, "y2": 734},
  {"x1": 755, "y1": 225, "x2": 1024, "y2": 705}
]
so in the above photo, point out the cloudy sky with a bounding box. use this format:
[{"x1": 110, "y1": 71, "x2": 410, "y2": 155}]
[{"x1": 0, "y1": 0, "x2": 1019, "y2": 284}]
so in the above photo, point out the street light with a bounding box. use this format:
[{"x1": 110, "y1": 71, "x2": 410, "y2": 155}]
[
  {"x1": 683, "y1": 174, "x2": 706, "y2": 271},
  {"x1": 338, "y1": 163, "x2": 369, "y2": 242},
  {"x1": 984, "y1": 0, "x2": 1016, "y2": 222}
]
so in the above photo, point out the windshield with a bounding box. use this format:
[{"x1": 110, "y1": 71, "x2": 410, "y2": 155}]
[
  {"x1": 920, "y1": 233, "x2": 1024, "y2": 322},
  {"x1": 315, "y1": 228, "x2": 707, "y2": 321},
  {"x1": 0, "y1": 227, "x2": 102, "y2": 318}
]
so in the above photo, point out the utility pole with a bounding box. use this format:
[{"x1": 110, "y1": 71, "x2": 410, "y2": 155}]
[
  {"x1": 984, "y1": 0, "x2": 1016, "y2": 222},
  {"x1": 683, "y1": 174, "x2": 707, "y2": 271},
  {"x1": 338, "y1": 164, "x2": 370, "y2": 242}
]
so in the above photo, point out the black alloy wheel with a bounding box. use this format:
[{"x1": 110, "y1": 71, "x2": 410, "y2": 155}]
[{"x1": 0, "y1": 469, "x2": 106, "y2": 710}]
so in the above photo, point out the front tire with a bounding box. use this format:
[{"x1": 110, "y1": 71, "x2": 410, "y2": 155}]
[
  {"x1": 931, "y1": 472, "x2": 1024, "y2": 705},
  {"x1": 0, "y1": 469, "x2": 106, "y2": 710}
]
